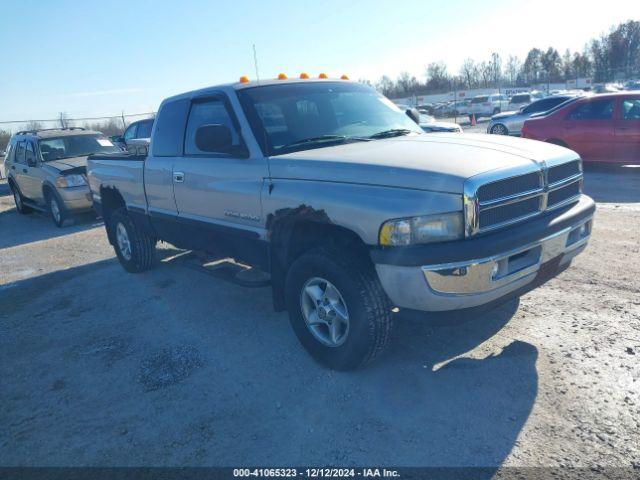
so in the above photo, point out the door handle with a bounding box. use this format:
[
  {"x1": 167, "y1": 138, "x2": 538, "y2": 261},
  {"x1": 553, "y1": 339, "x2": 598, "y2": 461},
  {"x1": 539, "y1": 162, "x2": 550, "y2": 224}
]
[
  {"x1": 11, "y1": 165, "x2": 15, "y2": 170},
  {"x1": 22, "y1": 168, "x2": 28, "y2": 173},
  {"x1": 173, "y1": 171, "x2": 185, "y2": 183}
]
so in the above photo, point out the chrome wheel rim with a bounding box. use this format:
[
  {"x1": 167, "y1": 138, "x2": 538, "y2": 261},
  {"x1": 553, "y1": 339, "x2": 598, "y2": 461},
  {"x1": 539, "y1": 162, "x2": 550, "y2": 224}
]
[
  {"x1": 50, "y1": 198, "x2": 61, "y2": 222},
  {"x1": 300, "y1": 277, "x2": 350, "y2": 347},
  {"x1": 491, "y1": 124, "x2": 507, "y2": 135},
  {"x1": 116, "y1": 222, "x2": 132, "y2": 260}
]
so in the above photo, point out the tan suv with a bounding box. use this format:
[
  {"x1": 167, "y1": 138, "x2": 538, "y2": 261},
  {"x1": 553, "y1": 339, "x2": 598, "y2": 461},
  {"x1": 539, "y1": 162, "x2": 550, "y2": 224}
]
[{"x1": 3, "y1": 127, "x2": 121, "y2": 226}]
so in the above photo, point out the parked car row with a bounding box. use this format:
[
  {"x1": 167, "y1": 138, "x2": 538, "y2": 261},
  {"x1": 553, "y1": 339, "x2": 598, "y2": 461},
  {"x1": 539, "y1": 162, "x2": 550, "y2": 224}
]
[
  {"x1": 522, "y1": 92, "x2": 640, "y2": 164},
  {"x1": 487, "y1": 93, "x2": 583, "y2": 136}
]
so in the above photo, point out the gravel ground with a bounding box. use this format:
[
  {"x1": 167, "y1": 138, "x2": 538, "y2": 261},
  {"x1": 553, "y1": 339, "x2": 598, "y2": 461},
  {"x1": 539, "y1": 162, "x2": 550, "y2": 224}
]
[{"x1": 0, "y1": 165, "x2": 638, "y2": 470}]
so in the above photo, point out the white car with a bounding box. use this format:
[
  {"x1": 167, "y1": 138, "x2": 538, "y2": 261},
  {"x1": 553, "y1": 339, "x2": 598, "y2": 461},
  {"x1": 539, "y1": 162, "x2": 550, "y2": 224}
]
[
  {"x1": 507, "y1": 92, "x2": 545, "y2": 112},
  {"x1": 468, "y1": 94, "x2": 509, "y2": 120}
]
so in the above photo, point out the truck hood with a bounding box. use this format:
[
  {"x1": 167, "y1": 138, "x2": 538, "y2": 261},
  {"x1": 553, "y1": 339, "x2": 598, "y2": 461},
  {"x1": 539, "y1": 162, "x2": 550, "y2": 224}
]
[
  {"x1": 268, "y1": 133, "x2": 577, "y2": 193},
  {"x1": 45, "y1": 156, "x2": 88, "y2": 173}
]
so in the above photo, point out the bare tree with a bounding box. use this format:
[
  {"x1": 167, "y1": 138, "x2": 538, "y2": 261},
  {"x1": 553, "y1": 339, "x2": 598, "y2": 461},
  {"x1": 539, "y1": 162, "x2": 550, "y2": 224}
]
[
  {"x1": 460, "y1": 58, "x2": 477, "y2": 89},
  {"x1": 24, "y1": 120, "x2": 44, "y2": 131},
  {"x1": 58, "y1": 112, "x2": 70, "y2": 128},
  {"x1": 506, "y1": 55, "x2": 521, "y2": 86}
]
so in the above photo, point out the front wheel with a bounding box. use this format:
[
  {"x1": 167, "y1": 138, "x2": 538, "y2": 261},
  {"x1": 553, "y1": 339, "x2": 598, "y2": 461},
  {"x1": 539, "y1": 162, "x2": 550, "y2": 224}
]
[
  {"x1": 490, "y1": 123, "x2": 509, "y2": 135},
  {"x1": 285, "y1": 248, "x2": 393, "y2": 370},
  {"x1": 108, "y1": 208, "x2": 156, "y2": 273},
  {"x1": 46, "y1": 189, "x2": 68, "y2": 227}
]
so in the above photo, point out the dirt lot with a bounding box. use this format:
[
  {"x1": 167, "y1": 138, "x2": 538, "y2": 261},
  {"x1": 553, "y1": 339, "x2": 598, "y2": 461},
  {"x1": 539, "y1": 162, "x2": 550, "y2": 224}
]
[{"x1": 0, "y1": 166, "x2": 639, "y2": 470}]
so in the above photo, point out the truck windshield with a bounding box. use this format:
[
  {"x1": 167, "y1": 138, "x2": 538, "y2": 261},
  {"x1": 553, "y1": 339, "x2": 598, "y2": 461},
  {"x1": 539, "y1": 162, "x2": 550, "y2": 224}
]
[
  {"x1": 237, "y1": 82, "x2": 422, "y2": 155},
  {"x1": 39, "y1": 134, "x2": 121, "y2": 161}
]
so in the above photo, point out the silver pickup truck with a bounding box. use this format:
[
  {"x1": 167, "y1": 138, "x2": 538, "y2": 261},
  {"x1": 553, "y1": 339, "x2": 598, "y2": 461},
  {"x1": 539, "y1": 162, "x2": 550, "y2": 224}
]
[{"x1": 87, "y1": 77, "x2": 595, "y2": 370}]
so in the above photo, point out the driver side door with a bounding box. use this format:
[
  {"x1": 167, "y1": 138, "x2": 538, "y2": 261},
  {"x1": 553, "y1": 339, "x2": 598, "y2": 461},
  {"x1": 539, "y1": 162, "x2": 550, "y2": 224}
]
[{"x1": 171, "y1": 94, "x2": 269, "y2": 264}]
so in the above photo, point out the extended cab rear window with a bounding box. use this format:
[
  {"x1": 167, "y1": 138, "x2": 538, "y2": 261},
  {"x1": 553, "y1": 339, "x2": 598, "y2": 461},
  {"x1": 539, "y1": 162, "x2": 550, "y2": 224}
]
[
  {"x1": 510, "y1": 94, "x2": 530, "y2": 103},
  {"x1": 152, "y1": 98, "x2": 190, "y2": 157},
  {"x1": 472, "y1": 96, "x2": 488, "y2": 103}
]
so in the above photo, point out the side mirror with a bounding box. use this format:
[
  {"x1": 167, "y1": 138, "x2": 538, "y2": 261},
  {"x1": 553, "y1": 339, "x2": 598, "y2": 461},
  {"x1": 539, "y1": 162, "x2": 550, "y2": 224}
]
[
  {"x1": 405, "y1": 108, "x2": 421, "y2": 125},
  {"x1": 195, "y1": 124, "x2": 233, "y2": 153}
]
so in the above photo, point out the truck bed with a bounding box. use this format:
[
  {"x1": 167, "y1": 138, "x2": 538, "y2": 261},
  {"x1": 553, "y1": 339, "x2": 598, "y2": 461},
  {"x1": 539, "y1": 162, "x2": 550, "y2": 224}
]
[{"x1": 87, "y1": 151, "x2": 147, "y2": 210}]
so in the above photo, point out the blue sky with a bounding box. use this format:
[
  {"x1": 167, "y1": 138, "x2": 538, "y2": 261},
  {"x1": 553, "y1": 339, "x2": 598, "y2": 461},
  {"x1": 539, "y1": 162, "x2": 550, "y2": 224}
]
[{"x1": 0, "y1": 0, "x2": 636, "y2": 123}]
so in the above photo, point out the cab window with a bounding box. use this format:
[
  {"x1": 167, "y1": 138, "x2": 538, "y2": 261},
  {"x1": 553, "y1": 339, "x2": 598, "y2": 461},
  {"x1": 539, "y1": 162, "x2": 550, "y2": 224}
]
[
  {"x1": 567, "y1": 99, "x2": 614, "y2": 120},
  {"x1": 184, "y1": 98, "x2": 241, "y2": 156},
  {"x1": 123, "y1": 124, "x2": 137, "y2": 141},
  {"x1": 136, "y1": 120, "x2": 153, "y2": 138},
  {"x1": 622, "y1": 99, "x2": 640, "y2": 120}
]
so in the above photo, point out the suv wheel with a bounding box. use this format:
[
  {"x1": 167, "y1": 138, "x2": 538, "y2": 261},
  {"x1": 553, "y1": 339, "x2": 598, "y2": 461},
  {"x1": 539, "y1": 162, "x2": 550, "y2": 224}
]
[
  {"x1": 10, "y1": 182, "x2": 33, "y2": 214},
  {"x1": 45, "y1": 190, "x2": 67, "y2": 227},
  {"x1": 285, "y1": 248, "x2": 392, "y2": 370},
  {"x1": 108, "y1": 208, "x2": 156, "y2": 273}
]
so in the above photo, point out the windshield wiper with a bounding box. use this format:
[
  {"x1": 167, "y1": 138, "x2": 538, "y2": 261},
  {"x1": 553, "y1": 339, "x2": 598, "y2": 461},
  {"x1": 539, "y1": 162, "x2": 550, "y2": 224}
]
[
  {"x1": 279, "y1": 134, "x2": 371, "y2": 151},
  {"x1": 369, "y1": 128, "x2": 413, "y2": 139}
]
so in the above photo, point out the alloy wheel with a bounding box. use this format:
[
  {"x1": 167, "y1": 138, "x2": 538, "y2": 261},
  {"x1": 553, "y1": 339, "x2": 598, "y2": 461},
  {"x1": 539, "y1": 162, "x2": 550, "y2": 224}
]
[
  {"x1": 300, "y1": 277, "x2": 350, "y2": 347},
  {"x1": 116, "y1": 222, "x2": 132, "y2": 260}
]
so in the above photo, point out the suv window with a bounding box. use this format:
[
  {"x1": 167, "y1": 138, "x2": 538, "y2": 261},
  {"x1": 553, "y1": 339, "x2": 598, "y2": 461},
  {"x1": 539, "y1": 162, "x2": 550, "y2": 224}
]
[
  {"x1": 25, "y1": 141, "x2": 36, "y2": 166},
  {"x1": 4, "y1": 141, "x2": 15, "y2": 163},
  {"x1": 184, "y1": 99, "x2": 240, "y2": 155},
  {"x1": 622, "y1": 99, "x2": 640, "y2": 120},
  {"x1": 472, "y1": 96, "x2": 488, "y2": 104},
  {"x1": 15, "y1": 141, "x2": 26, "y2": 164},
  {"x1": 511, "y1": 94, "x2": 530, "y2": 103},
  {"x1": 124, "y1": 124, "x2": 137, "y2": 141},
  {"x1": 568, "y1": 99, "x2": 614, "y2": 120},
  {"x1": 136, "y1": 119, "x2": 153, "y2": 138},
  {"x1": 522, "y1": 97, "x2": 567, "y2": 114}
]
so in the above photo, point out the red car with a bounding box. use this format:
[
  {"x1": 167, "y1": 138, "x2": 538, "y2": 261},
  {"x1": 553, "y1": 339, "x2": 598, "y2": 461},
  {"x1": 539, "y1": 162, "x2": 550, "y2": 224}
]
[{"x1": 522, "y1": 92, "x2": 640, "y2": 164}]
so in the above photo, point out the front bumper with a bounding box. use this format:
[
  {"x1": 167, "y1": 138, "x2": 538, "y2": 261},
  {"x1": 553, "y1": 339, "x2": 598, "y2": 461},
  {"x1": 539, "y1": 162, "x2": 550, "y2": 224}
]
[
  {"x1": 57, "y1": 185, "x2": 93, "y2": 212},
  {"x1": 374, "y1": 196, "x2": 594, "y2": 312}
]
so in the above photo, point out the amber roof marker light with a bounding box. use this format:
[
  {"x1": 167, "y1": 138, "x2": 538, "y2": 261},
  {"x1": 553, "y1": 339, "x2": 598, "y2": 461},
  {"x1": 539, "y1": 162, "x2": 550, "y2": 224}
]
[
  {"x1": 278, "y1": 73, "x2": 288, "y2": 80},
  {"x1": 341, "y1": 74, "x2": 349, "y2": 80},
  {"x1": 319, "y1": 73, "x2": 328, "y2": 79},
  {"x1": 300, "y1": 72, "x2": 309, "y2": 79},
  {"x1": 239, "y1": 76, "x2": 249, "y2": 83}
]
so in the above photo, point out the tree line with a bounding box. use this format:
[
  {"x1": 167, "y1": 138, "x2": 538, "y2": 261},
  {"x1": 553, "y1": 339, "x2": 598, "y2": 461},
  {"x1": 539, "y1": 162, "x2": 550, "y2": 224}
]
[{"x1": 370, "y1": 20, "x2": 640, "y2": 99}]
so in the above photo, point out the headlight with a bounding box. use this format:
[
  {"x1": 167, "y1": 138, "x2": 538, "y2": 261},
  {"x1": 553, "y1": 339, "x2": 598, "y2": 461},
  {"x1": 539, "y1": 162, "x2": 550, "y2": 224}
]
[
  {"x1": 379, "y1": 212, "x2": 463, "y2": 246},
  {"x1": 55, "y1": 174, "x2": 86, "y2": 188}
]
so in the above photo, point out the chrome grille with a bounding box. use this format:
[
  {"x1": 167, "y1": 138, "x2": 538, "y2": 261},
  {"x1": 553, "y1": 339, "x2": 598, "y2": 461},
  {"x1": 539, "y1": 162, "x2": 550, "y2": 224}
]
[
  {"x1": 479, "y1": 196, "x2": 542, "y2": 227},
  {"x1": 477, "y1": 172, "x2": 542, "y2": 202},
  {"x1": 464, "y1": 159, "x2": 583, "y2": 236},
  {"x1": 548, "y1": 160, "x2": 581, "y2": 185}
]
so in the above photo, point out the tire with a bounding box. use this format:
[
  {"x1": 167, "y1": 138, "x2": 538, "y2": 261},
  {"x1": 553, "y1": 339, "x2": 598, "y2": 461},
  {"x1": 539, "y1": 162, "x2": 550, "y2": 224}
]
[
  {"x1": 45, "y1": 189, "x2": 68, "y2": 228},
  {"x1": 9, "y1": 181, "x2": 33, "y2": 214},
  {"x1": 107, "y1": 208, "x2": 156, "y2": 273},
  {"x1": 490, "y1": 123, "x2": 509, "y2": 135},
  {"x1": 285, "y1": 248, "x2": 392, "y2": 370}
]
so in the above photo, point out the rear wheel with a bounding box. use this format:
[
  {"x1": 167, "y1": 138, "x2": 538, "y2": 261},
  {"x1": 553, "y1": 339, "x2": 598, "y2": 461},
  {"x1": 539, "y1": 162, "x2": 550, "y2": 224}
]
[
  {"x1": 490, "y1": 123, "x2": 509, "y2": 135},
  {"x1": 108, "y1": 208, "x2": 156, "y2": 273},
  {"x1": 285, "y1": 248, "x2": 392, "y2": 370},
  {"x1": 10, "y1": 182, "x2": 33, "y2": 214}
]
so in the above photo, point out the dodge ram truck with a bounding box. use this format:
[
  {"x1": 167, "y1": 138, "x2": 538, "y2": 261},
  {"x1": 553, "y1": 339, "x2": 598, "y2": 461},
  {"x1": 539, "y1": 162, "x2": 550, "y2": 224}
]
[{"x1": 87, "y1": 77, "x2": 595, "y2": 370}]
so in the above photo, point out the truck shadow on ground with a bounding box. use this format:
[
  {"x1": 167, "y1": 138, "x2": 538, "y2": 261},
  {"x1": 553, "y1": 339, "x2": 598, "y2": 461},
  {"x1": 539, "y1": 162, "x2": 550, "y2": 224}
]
[
  {"x1": 582, "y1": 164, "x2": 640, "y2": 203},
  {"x1": 1, "y1": 251, "x2": 536, "y2": 471}
]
